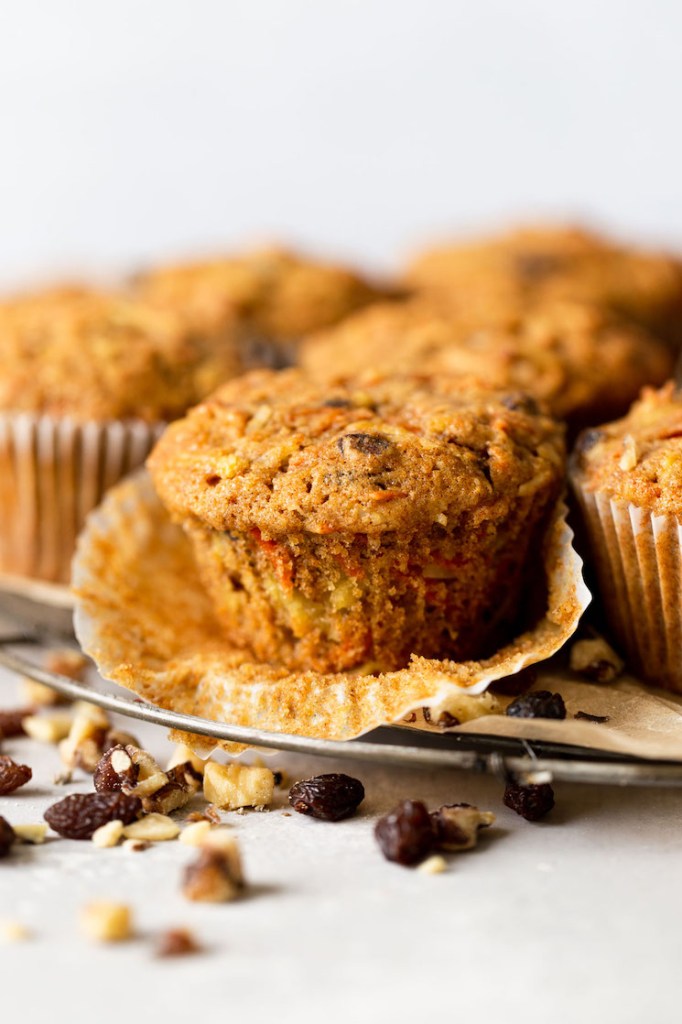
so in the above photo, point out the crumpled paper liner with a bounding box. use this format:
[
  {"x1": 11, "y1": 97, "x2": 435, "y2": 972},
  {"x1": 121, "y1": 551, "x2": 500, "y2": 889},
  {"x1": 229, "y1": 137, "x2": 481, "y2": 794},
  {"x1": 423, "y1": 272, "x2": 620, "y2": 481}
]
[
  {"x1": 72, "y1": 472, "x2": 591, "y2": 752},
  {"x1": 571, "y1": 487, "x2": 682, "y2": 694},
  {"x1": 0, "y1": 413, "x2": 163, "y2": 583}
]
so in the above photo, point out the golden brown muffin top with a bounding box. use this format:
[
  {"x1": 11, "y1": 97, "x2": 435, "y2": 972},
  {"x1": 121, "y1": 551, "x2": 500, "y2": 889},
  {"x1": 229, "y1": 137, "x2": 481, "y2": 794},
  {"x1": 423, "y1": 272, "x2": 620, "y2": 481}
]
[
  {"x1": 135, "y1": 246, "x2": 387, "y2": 342},
  {"x1": 300, "y1": 299, "x2": 674, "y2": 430},
  {"x1": 148, "y1": 368, "x2": 565, "y2": 537},
  {"x1": 570, "y1": 381, "x2": 682, "y2": 517},
  {"x1": 404, "y1": 225, "x2": 682, "y2": 338},
  {"x1": 0, "y1": 289, "x2": 246, "y2": 422}
]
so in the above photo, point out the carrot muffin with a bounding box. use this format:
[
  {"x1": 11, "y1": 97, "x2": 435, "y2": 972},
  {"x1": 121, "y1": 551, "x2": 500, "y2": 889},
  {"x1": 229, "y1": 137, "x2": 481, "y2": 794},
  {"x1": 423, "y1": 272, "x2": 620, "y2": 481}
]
[
  {"x1": 300, "y1": 300, "x2": 674, "y2": 434},
  {"x1": 134, "y1": 246, "x2": 389, "y2": 367},
  {"x1": 0, "y1": 288, "x2": 248, "y2": 582},
  {"x1": 404, "y1": 225, "x2": 682, "y2": 346},
  {"x1": 148, "y1": 369, "x2": 565, "y2": 674},
  {"x1": 570, "y1": 382, "x2": 682, "y2": 691}
]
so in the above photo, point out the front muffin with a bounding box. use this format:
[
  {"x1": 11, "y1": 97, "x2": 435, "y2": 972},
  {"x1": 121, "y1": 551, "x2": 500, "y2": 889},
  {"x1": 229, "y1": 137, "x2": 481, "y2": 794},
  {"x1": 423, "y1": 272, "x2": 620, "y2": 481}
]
[{"x1": 148, "y1": 369, "x2": 565, "y2": 674}]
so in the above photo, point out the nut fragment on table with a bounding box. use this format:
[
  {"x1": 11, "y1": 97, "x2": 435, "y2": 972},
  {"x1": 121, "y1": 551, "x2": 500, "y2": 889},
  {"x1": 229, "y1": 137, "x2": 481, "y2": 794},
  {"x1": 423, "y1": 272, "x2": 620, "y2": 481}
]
[
  {"x1": 80, "y1": 901, "x2": 133, "y2": 943},
  {"x1": 122, "y1": 813, "x2": 180, "y2": 842},
  {"x1": 20, "y1": 677, "x2": 67, "y2": 708},
  {"x1": 58, "y1": 703, "x2": 110, "y2": 772},
  {"x1": 417, "y1": 854, "x2": 448, "y2": 875},
  {"x1": 430, "y1": 803, "x2": 495, "y2": 851},
  {"x1": 156, "y1": 927, "x2": 202, "y2": 957},
  {"x1": 182, "y1": 835, "x2": 244, "y2": 902},
  {"x1": 91, "y1": 820, "x2": 124, "y2": 848},
  {"x1": 13, "y1": 823, "x2": 47, "y2": 845},
  {"x1": 167, "y1": 744, "x2": 206, "y2": 776},
  {"x1": 203, "y1": 762, "x2": 274, "y2": 810},
  {"x1": 179, "y1": 820, "x2": 213, "y2": 846},
  {"x1": 22, "y1": 713, "x2": 72, "y2": 744},
  {"x1": 569, "y1": 637, "x2": 624, "y2": 683},
  {"x1": 0, "y1": 920, "x2": 31, "y2": 943},
  {"x1": 93, "y1": 745, "x2": 139, "y2": 792},
  {"x1": 44, "y1": 649, "x2": 89, "y2": 681}
]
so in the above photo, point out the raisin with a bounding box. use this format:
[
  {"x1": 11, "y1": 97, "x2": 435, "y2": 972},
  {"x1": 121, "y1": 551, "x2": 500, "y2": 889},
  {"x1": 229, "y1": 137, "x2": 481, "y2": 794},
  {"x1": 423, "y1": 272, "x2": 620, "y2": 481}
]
[
  {"x1": 422, "y1": 708, "x2": 459, "y2": 729},
  {"x1": 289, "y1": 773, "x2": 365, "y2": 821},
  {"x1": 337, "y1": 432, "x2": 392, "y2": 456},
  {"x1": 574, "y1": 428, "x2": 605, "y2": 456},
  {"x1": 44, "y1": 792, "x2": 141, "y2": 839},
  {"x1": 574, "y1": 711, "x2": 610, "y2": 723},
  {"x1": 503, "y1": 782, "x2": 555, "y2": 821},
  {"x1": 375, "y1": 800, "x2": 435, "y2": 865},
  {"x1": 0, "y1": 755, "x2": 32, "y2": 795},
  {"x1": 93, "y1": 746, "x2": 139, "y2": 793},
  {"x1": 506, "y1": 690, "x2": 566, "y2": 720},
  {"x1": 323, "y1": 398, "x2": 352, "y2": 408},
  {"x1": 0, "y1": 816, "x2": 16, "y2": 858},
  {"x1": 0, "y1": 708, "x2": 33, "y2": 740}
]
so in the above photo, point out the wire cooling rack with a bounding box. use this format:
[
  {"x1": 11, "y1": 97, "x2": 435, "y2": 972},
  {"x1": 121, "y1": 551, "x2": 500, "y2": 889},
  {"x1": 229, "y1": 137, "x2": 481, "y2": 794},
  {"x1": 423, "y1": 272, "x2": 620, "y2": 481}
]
[{"x1": 2, "y1": 623, "x2": 682, "y2": 788}]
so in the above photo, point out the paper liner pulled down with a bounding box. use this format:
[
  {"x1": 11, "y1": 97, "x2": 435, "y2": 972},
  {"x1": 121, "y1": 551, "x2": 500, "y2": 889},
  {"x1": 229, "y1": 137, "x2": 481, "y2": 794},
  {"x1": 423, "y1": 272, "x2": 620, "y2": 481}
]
[
  {"x1": 0, "y1": 413, "x2": 163, "y2": 583},
  {"x1": 71, "y1": 472, "x2": 596, "y2": 752},
  {"x1": 572, "y1": 488, "x2": 682, "y2": 694}
]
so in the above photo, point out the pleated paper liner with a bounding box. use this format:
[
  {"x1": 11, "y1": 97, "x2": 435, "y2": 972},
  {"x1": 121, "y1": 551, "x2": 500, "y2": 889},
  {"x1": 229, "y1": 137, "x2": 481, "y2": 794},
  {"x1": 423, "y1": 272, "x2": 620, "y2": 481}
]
[
  {"x1": 0, "y1": 413, "x2": 163, "y2": 584},
  {"x1": 571, "y1": 487, "x2": 682, "y2": 694},
  {"x1": 68, "y1": 471, "x2": 623, "y2": 756}
]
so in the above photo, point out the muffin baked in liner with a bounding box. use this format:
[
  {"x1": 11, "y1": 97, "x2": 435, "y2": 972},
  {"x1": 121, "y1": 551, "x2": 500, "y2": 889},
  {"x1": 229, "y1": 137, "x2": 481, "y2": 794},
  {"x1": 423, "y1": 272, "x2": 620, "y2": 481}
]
[
  {"x1": 72, "y1": 472, "x2": 590, "y2": 750},
  {"x1": 570, "y1": 383, "x2": 682, "y2": 693},
  {"x1": 148, "y1": 370, "x2": 567, "y2": 674}
]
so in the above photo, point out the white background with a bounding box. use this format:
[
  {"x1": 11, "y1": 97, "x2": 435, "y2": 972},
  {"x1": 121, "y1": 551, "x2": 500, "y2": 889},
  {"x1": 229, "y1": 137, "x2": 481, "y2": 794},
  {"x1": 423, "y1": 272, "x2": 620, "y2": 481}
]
[{"x1": 1, "y1": 0, "x2": 681, "y2": 287}]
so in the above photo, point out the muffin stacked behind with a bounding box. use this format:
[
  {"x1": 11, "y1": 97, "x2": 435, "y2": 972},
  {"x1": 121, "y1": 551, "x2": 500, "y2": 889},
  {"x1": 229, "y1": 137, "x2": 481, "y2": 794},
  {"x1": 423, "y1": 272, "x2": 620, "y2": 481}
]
[
  {"x1": 300, "y1": 299, "x2": 674, "y2": 434},
  {"x1": 148, "y1": 368, "x2": 565, "y2": 674},
  {"x1": 403, "y1": 225, "x2": 682, "y2": 346},
  {"x1": 134, "y1": 246, "x2": 389, "y2": 368},
  {"x1": 0, "y1": 288, "x2": 251, "y2": 582}
]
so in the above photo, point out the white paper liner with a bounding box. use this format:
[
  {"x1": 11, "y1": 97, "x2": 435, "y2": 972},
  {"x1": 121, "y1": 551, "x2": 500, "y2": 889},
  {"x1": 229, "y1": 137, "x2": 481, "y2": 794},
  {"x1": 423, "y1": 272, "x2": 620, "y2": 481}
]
[
  {"x1": 0, "y1": 413, "x2": 163, "y2": 584},
  {"x1": 573, "y1": 487, "x2": 682, "y2": 692},
  {"x1": 72, "y1": 472, "x2": 590, "y2": 749}
]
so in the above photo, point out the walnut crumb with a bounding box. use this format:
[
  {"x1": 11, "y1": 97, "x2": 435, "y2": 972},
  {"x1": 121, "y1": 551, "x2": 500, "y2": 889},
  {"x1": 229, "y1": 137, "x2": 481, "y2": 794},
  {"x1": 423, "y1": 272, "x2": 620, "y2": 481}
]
[
  {"x1": 156, "y1": 927, "x2": 201, "y2": 958},
  {"x1": 417, "y1": 854, "x2": 448, "y2": 875},
  {"x1": 80, "y1": 902, "x2": 133, "y2": 943},
  {"x1": 0, "y1": 920, "x2": 31, "y2": 943}
]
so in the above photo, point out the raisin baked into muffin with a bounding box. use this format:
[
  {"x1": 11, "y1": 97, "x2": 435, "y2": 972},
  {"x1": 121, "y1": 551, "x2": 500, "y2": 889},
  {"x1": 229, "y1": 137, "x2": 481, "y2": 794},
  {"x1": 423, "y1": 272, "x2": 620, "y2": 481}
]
[
  {"x1": 135, "y1": 246, "x2": 388, "y2": 367},
  {"x1": 404, "y1": 225, "x2": 682, "y2": 346},
  {"x1": 0, "y1": 288, "x2": 249, "y2": 581},
  {"x1": 148, "y1": 369, "x2": 565, "y2": 674},
  {"x1": 570, "y1": 382, "x2": 682, "y2": 692},
  {"x1": 300, "y1": 300, "x2": 673, "y2": 435}
]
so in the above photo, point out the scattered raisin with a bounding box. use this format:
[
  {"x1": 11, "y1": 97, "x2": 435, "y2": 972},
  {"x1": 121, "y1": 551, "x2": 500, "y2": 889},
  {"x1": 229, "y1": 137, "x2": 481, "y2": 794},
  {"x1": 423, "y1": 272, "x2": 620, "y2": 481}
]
[
  {"x1": 44, "y1": 792, "x2": 142, "y2": 840},
  {"x1": 156, "y1": 927, "x2": 201, "y2": 958},
  {"x1": 0, "y1": 816, "x2": 16, "y2": 858},
  {"x1": 337, "y1": 432, "x2": 392, "y2": 456},
  {"x1": 93, "y1": 745, "x2": 139, "y2": 793},
  {"x1": 322, "y1": 398, "x2": 351, "y2": 408},
  {"x1": 506, "y1": 690, "x2": 566, "y2": 720},
  {"x1": 500, "y1": 392, "x2": 540, "y2": 415},
  {"x1": 375, "y1": 800, "x2": 435, "y2": 866},
  {"x1": 0, "y1": 756, "x2": 32, "y2": 795},
  {"x1": 289, "y1": 773, "x2": 365, "y2": 822},
  {"x1": 573, "y1": 428, "x2": 605, "y2": 457},
  {"x1": 503, "y1": 782, "x2": 555, "y2": 821},
  {"x1": 0, "y1": 708, "x2": 33, "y2": 740},
  {"x1": 574, "y1": 711, "x2": 610, "y2": 724}
]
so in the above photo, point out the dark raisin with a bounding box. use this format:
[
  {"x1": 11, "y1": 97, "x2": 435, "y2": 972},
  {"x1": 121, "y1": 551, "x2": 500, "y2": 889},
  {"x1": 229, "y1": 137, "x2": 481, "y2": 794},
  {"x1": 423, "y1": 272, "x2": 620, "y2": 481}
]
[
  {"x1": 573, "y1": 428, "x2": 604, "y2": 457},
  {"x1": 205, "y1": 474, "x2": 221, "y2": 487},
  {"x1": 375, "y1": 800, "x2": 435, "y2": 865},
  {"x1": 289, "y1": 773, "x2": 365, "y2": 822},
  {"x1": 500, "y1": 392, "x2": 540, "y2": 415},
  {"x1": 323, "y1": 398, "x2": 351, "y2": 408},
  {"x1": 272, "y1": 771, "x2": 283, "y2": 787},
  {"x1": 574, "y1": 711, "x2": 610, "y2": 724},
  {"x1": 44, "y1": 792, "x2": 142, "y2": 839},
  {"x1": 0, "y1": 816, "x2": 16, "y2": 858},
  {"x1": 506, "y1": 690, "x2": 566, "y2": 720},
  {"x1": 503, "y1": 782, "x2": 555, "y2": 821},
  {"x1": 0, "y1": 708, "x2": 33, "y2": 740},
  {"x1": 337, "y1": 432, "x2": 392, "y2": 456},
  {"x1": 0, "y1": 755, "x2": 32, "y2": 795},
  {"x1": 93, "y1": 745, "x2": 139, "y2": 793}
]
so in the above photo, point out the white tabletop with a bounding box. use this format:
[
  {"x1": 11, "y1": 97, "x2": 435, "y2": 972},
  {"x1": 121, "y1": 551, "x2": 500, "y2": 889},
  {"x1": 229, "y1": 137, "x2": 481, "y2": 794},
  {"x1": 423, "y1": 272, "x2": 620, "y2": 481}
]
[{"x1": 1, "y1": 662, "x2": 681, "y2": 1024}]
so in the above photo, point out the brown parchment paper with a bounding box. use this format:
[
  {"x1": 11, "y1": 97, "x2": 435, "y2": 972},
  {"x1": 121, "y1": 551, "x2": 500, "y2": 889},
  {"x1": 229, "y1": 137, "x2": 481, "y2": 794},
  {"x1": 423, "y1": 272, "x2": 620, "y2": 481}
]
[{"x1": 69, "y1": 472, "x2": 682, "y2": 761}]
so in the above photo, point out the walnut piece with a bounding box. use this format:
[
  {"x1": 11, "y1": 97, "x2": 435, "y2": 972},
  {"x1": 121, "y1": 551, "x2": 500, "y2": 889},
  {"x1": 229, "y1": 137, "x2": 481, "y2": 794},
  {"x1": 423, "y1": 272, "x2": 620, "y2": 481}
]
[
  {"x1": 80, "y1": 902, "x2": 133, "y2": 943},
  {"x1": 22, "y1": 713, "x2": 72, "y2": 744},
  {"x1": 182, "y1": 835, "x2": 244, "y2": 903},
  {"x1": 91, "y1": 820, "x2": 124, "y2": 848},
  {"x1": 569, "y1": 637, "x2": 624, "y2": 683},
  {"x1": 122, "y1": 813, "x2": 180, "y2": 842},
  {"x1": 430, "y1": 804, "x2": 495, "y2": 851},
  {"x1": 203, "y1": 762, "x2": 274, "y2": 810}
]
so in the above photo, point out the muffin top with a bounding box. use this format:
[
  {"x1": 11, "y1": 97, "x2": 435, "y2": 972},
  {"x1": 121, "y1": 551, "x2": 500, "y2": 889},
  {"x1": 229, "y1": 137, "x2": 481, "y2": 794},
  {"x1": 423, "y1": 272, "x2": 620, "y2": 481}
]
[
  {"x1": 300, "y1": 299, "x2": 674, "y2": 429},
  {"x1": 403, "y1": 225, "x2": 682, "y2": 338},
  {"x1": 148, "y1": 368, "x2": 565, "y2": 536},
  {"x1": 0, "y1": 289, "x2": 246, "y2": 422},
  {"x1": 570, "y1": 382, "x2": 682, "y2": 517},
  {"x1": 135, "y1": 246, "x2": 387, "y2": 343}
]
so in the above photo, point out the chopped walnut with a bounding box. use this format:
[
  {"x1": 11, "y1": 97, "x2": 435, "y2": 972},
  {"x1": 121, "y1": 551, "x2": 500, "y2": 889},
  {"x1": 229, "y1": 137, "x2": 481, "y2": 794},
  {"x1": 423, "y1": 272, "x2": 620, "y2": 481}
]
[
  {"x1": 20, "y1": 677, "x2": 67, "y2": 708},
  {"x1": 122, "y1": 813, "x2": 180, "y2": 842},
  {"x1": 619, "y1": 434, "x2": 639, "y2": 472},
  {"x1": 0, "y1": 920, "x2": 31, "y2": 943},
  {"x1": 58, "y1": 703, "x2": 110, "y2": 771},
  {"x1": 156, "y1": 927, "x2": 201, "y2": 957},
  {"x1": 122, "y1": 839, "x2": 150, "y2": 853},
  {"x1": 91, "y1": 820, "x2": 124, "y2": 848},
  {"x1": 203, "y1": 762, "x2": 274, "y2": 810},
  {"x1": 417, "y1": 854, "x2": 448, "y2": 875},
  {"x1": 182, "y1": 836, "x2": 244, "y2": 903},
  {"x1": 93, "y1": 746, "x2": 139, "y2": 793},
  {"x1": 80, "y1": 902, "x2": 133, "y2": 943},
  {"x1": 179, "y1": 820, "x2": 213, "y2": 847},
  {"x1": 430, "y1": 804, "x2": 495, "y2": 851},
  {"x1": 569, "y1": 637, "x2": 624, "y2": 683},
  {"x1": 166, "y1": 744, "x2": 206, "y2": 776},
  {"x1": 22, "y1": 713, "x2": 73, "y2": 744},
  {"x1": 13, "y1": 824, "x2": 47, "y2": 845}
]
